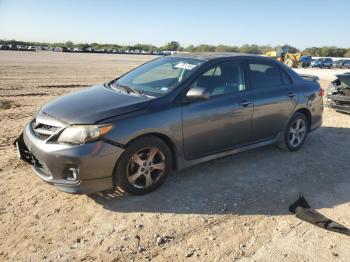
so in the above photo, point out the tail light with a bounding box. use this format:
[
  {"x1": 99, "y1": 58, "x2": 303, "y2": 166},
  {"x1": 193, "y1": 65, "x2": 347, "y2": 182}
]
[{"x1": 319, "y1": 88, "x2": 325, "y2": 97}]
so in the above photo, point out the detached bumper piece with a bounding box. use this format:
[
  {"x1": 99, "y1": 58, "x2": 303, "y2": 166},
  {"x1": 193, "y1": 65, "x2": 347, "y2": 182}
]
[
  {"x1": 15, "y1": 134, "x2": 42, "y2": 168},
  {"x1": 289, "y1": 195, "x2": 350, "y2": 236}
]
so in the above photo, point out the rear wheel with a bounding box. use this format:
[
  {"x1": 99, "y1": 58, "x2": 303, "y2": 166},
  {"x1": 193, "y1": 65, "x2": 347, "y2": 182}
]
[
  {"x1": 278, "y1": 113, "x2": 308, "y2": 151},
  {"x1": 113, "y1": 137, "x2": 172, "y2": 195}
]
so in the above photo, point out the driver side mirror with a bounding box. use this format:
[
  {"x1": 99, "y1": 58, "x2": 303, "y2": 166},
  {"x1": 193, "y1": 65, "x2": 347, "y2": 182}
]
[{"x1": 186, "y1": 87, "x2": 210, "y2": 101}]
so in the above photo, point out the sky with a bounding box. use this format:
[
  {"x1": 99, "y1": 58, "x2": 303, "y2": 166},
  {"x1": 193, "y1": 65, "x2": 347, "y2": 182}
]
[{"x1": 0, "y1": 0, "x2": 349, "y2": 49}]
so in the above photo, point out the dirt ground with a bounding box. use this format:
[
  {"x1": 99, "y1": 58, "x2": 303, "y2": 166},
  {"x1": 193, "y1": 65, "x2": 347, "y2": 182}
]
[{"x1": 0, "y1": 51, "x2": 350, "y2": 262}]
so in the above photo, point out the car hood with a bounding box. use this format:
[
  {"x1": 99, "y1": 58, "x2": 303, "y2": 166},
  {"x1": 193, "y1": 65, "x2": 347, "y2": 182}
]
[{"x1": 42, "y1": 84, "x2": 152, "y2": 124}]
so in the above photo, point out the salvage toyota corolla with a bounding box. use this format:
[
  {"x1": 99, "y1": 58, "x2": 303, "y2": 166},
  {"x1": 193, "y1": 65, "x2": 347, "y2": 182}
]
[{"x1": 16, "y1": 53, "x2": 324, "y2": 195}]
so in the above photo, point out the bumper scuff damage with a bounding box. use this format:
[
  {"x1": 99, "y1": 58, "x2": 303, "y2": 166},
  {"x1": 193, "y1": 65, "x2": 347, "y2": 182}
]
[{"x1": 15, "y1": 120, "x2": 124, "y2": 194}]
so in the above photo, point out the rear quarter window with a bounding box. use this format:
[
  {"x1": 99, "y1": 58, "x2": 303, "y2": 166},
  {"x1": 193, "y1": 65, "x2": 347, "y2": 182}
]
[
  {"x1": 248, "y1": 62, "x2": 282, "y2": 89},
  {"x1": 281, "y1": 69, "x2": 292, "y2": 85}
]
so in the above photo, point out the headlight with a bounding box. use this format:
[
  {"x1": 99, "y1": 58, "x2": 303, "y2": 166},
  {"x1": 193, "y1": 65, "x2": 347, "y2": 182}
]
[{"x1": 57, "y1": 125, "x2": 113, "y2": 145}]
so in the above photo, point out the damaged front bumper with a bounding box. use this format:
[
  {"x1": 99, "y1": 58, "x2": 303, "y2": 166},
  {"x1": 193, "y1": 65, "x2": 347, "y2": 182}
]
[
  {"x1": 326, "y1": 74, "x2": 350, "y2": 114},
  {"x1": 15, "y1": 122, "x2": 125, "y2": 194},
  {"x1": 327, "y1": 100, "x2": 350, "y2": 113}
]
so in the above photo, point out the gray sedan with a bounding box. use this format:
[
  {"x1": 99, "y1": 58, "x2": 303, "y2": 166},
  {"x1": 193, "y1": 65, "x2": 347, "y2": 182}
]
[{"x1": 16, "y1": 53, "x2": 324, "y2": 195}]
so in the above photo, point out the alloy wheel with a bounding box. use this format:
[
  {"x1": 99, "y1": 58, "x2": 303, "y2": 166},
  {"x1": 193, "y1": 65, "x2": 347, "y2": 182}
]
[
  {"x1": 288, "y1": 118, "x2": 306, "y2": 147},
  {"x1": 127, "y1": 147, "x2": 166, "y2": 189}
]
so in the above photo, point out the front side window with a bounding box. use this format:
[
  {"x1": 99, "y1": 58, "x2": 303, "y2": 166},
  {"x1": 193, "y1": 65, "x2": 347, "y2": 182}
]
[
  {"x1": 192, "y1": 61, "x2": 246, "y2": 97},
  {"x1": 112, "y1": 57, "x2": 204, "y2": 97},
  {"x1": 248, "y1": 62, "x2": 283, "y2": 89}
]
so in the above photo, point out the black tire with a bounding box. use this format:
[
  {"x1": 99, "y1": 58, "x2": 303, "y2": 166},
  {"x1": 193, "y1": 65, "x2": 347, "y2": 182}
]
[
  {"x1": 278, "y1": 112, "x2": 309, "y2": 151},
  {"x1": 113, "y1": 137, "x2": 172, "y2": 195}
]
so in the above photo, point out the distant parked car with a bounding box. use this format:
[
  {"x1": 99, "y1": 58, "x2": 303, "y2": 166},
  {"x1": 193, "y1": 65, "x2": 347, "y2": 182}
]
[
  {"x1": 310, "y1": 59, "x2": 321, "y2": 68},
  {"x1": 84, "y1": 47, "x2": 94, "y2": 53},
  {"x1": 299, "y1": 56, "x2": 312, "y2": 68},
  {"x1": 343, "y1": 60, "x2": 350, "y2": 69},
  {"x1": 333, "y1": 59, "x2": 350, "y2": 69},
  {"x1": 311, "y1": 58, "x2": 333, "y2": 68},
  {"x1": 9, "y1": 44, "x2": 18, "y2": 50},
  {"x1": 333, "y1": 59, "x2": 346, "y2": 68},
  {"x1": 27, "y1": 46, "x2": 36, "y2": 51},
  {"x1": 17, "y1": 45, "x2": 28, "y2": 51},
  {"x1": 0, "y1": 44, "x2": 10, "y2": 50},
  {"x1": 322, "y1": 58, "x2": 333, "y2": 68},
  {"x1": 53, "y1": 47, "x2": 65, "y2": 52},
  {"x1": 73, "y1": 48, "x2": 83, "y2": 52}
]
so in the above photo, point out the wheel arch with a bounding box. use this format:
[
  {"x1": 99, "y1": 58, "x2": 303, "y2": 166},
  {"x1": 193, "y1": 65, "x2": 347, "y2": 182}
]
[{"x1": 295, "y1": 108, "x2": 312, "y2": 131}]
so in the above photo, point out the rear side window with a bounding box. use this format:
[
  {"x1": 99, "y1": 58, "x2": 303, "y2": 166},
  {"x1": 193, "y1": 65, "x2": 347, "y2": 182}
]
[{"x1": 249, "y1": 62, "x2": 282, "y2": 89}]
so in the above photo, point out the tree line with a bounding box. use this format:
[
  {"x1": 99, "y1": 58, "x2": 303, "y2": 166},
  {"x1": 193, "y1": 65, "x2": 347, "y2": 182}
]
[{"x1": 1, "y1": 39, "x2": 350, "y2": 57}]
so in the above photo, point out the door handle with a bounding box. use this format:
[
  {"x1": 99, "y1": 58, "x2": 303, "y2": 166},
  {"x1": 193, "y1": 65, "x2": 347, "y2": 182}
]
[
  {"x1": 287, "y1": 92, "x2": 297, "y2": 99},
  {"x1": 239, "y1": 100, "x2": 252, "y2": 107}
]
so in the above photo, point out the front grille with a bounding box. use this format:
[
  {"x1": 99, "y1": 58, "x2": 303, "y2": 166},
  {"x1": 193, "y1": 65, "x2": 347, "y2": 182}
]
[{"x1": 31, "y1": 120, "x2": 60, "y2": 140}]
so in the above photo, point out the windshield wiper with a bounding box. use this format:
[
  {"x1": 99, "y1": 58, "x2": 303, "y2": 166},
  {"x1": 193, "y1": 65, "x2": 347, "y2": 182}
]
[{"x1": 111, "y1": 82, "x2": 145, "y2": 96}]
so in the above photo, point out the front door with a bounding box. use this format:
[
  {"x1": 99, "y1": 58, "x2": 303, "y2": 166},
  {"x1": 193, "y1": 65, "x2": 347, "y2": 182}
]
[{"x1": 182, "y1": 60, "x2": 253, "y2": 159}]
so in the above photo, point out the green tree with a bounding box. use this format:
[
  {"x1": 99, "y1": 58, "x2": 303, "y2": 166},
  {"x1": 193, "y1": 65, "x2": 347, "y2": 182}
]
[
  {"x1": 215, "y1": 45, "x2": 239, "y2": 52},
  {"x1": 65, "y1": 41, "x2": 74, "y2": 48},
  {"x1": 184, "y1": 45, "x2": 195, "y2": 52},
  {"x1": 163, "y1": 41, "x2": 180, "y2": 51},
  {"x1": 259, "y1": 45, "x2": 274, "y2": 54},
  {"x1": 240, "y1": 44, "x2": 260, "y2": 54},
  {"x1": 194, "y1": 44, "x2": 215, "y2": 52}
]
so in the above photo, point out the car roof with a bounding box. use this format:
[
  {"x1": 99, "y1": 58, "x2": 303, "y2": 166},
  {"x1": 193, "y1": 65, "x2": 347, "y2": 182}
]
[{"x1": 171, "y1": 52, "x2": 264, "y2": 61}]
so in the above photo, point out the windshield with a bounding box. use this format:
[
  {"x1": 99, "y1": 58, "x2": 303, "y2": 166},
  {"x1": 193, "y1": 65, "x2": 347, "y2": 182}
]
[{"x1": 111, "y1": 56, "x2": 204, "y2": 97}]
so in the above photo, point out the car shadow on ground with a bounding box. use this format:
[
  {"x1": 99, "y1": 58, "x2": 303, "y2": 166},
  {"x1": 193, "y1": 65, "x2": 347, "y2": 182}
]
[{"x1": 90, "y1": 126, "x2": 350, "y2": 216}]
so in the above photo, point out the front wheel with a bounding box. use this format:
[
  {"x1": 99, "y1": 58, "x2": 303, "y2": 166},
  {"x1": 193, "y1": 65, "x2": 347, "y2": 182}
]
[
  {"x1": 278, "y1": 113, "x2": 308, "y2": 151},
  {"x1": 113, "y1": 137, "x2": 172, "y2": 195}
]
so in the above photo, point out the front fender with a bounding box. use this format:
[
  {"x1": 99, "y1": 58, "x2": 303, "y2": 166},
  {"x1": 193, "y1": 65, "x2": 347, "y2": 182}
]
[{"x1": 101, "y1": 106, "x2": 183, "y2": 155}]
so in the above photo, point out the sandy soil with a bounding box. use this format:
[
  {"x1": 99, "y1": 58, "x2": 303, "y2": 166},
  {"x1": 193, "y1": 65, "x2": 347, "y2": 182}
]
[{"x1": 0, "y1": 51, "x2": 350, "y2": 262}]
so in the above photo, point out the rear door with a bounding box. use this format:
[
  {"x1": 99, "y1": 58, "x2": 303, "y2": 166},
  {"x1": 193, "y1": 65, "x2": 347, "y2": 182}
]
[
  {"x1": 247, "y1": 60, "x2": 297, "y2": 141},
  {"x1": 182, "y1": 60, "x2": 253, "y2": 159}
]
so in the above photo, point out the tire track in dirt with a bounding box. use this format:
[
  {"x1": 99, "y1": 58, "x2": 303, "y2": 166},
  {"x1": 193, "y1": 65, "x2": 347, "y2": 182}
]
[
  {"x1": 37, "y1": 84, "x2": 87, "y2": 88},
  {"x1": 0, "y1": 93, "x2": 47, "y2": 97},
  {"x1": 118, "y1": 214, "x2": 235, "y2": 261}
]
